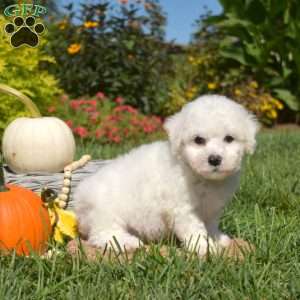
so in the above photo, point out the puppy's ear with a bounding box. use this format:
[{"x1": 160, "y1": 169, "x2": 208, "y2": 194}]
[
  {"x1": 244, "y1": 113, "x2": 260, "y2": 154},
  {"x1": 163, "y1": 112, "x2": 184, "y2": 155}
]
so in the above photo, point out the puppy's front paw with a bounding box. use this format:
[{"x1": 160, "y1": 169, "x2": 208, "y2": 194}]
[
  {"x1": 216, "y1": 233, "x2": 232, "y2": 248},
  {"x1": 88, "y1": 231, "x2": 143, "y2": 253},
  {"x1": 185, "y1": 235, "x2": 217, "y2": 257}
]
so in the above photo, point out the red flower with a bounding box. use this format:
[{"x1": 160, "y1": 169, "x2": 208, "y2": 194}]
[
  {"x1": 106, "y1": 114, "x2": 120, "y2": 122},
  {"x1": 84, "y1": 106, "x2": 96, "y2": 112},
  {"x1": 111, "y1": 135, "x2": 121, "y2": 143},
  {"x1": 115, "y1": 96, "x2": 124, "y2": 105},
  {"x1": 90, "y1": 112, "x2": 100, "y2": 123},
  {"x1": 152, "y1": 116, "x2": 162, "y2": 124},
  {"x1": 95, "y1": 128, "x2": 105, "y2": 139},
  {"x1": 88, "y1": 100, "x2": 97, "y2": 107},
  {"x1": 123, "y1": 128, "x2": 130, "y2": 137},
  {"x1": 142, "y1": 121, "x2": 155, "y2": 133},
  {"x1": 96, "y1": 92, "x2": 105, "y2": 99},
  {"x1": 114, "y1": 105, "x2": 137, "y2": 114},
  {"x1": 110, "y1": 127, "x2": 119, "y2": 133},
  {"x1": 70, "y1": 100, "x2": 82, "y2": 110},
  {"x1": 65, "y1": 120, "x2": 73, "y2": 128},
  {"x1": 74, "y1": 126, "x2": 89, "y2": 138},
  {"x1": 130, "y1": 117, "x2": 140, "y2": 126},
  {"x1": 47, "y1": 106, "x2": 56, "y2": 113},
  {"x1": 61, "y1": 94, "x2": 68, "y2": 102}
]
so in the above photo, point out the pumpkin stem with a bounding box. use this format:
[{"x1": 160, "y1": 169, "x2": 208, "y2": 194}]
[
  {"x1": 0, "y1": 154, "x2": 8, "y2": 192},
  {"x1": 0, "y1": 84, "x2": 41, "y2": 118}
]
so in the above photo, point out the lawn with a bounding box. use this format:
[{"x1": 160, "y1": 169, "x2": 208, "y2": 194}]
[{"x1": 0, "y1": 131, "x2": 299, "y2": 299}]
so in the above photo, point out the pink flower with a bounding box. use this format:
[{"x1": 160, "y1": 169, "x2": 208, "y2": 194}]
[
  {"x1": 65, "y1": 120, "x2": 73, "y2": 128},
  {"x1": 70, "y1": 100, "x2": 82, "y2": 110},
  {"x1": 115, "y1": 96, "x2": 124, "y2": 105},
  {"x1": 114, "y1": 105, "x2": 137, "y2": 114},
  {"x1": 143, "y1": 124, "x2": 155, "y2": 133},
  {"x1": 61, "y1": 94, "x2": 69, "y2": 102},
  {"x1": 47, "y1": 106, "x2": 56, "y2": 113},
  {"x1": 152, "y1": 116, "x2": 162, "y2": 124},
  {"x1": 73, "y1": 126, "x2": 89, "y2": 138},
  {"x1": 110, "y1": 127, "x2": 119, "y2": 133},
  {"x1": 106, "y1": 114, "x2": 120, "y2": 122},
  {"x1": 90, "y1": 112, "x2": 100, "y2": 123},
  {"x1": 96, "y1": 92, "x2": 105, "y2": 99},
  {"x1": 111, "y1": 135, "x2": 121, "y2": 143},
  {"x1": 130, "y1": 117, "x2": 140, "y2": 126},
  {"x1": 88, "y1": 100, "x2": 97, "y2": 107},
  {"x1": 123, "y1": 128, "x2": 130, "y2": 137},
  {"x1": 84, "y1": 106, "x2": 96, "y2": 112},
  {"x1": 95, "y1": 128, "x2": 105, "y2": 139}
]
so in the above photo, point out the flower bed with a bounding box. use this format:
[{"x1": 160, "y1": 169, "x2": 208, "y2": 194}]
[{"x1": 49, "y1": 93, "x2": 165, "y2": 144}]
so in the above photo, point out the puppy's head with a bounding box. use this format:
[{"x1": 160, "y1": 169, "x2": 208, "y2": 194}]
[{"x1": 164, "y1": 95, "x2": 259, "y2": 180}]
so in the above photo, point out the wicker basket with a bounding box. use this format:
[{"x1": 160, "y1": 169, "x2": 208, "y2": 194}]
[{"x1": 3, "y1": 160, "x2": 110, "y2": 208}]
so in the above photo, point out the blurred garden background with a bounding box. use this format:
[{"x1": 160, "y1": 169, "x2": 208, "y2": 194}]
[
  {"x1": 1, "y1": 0, "x2": 300, "y2": 154},
  {"x1": 1, "y1": 2, "x2": 300, "y2": 298}
]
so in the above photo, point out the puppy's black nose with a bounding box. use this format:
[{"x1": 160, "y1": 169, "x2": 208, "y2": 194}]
[{"x1": 208, "y1": 155, "x2": 222, "y2": 166}]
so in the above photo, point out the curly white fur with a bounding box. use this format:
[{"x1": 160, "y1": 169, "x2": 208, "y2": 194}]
[{"x1": 73, "y1": 95, "x2": 259, "y2": 256}]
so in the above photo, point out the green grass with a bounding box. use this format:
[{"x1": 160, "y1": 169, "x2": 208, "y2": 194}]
[{"x1": 1, "y1": 131, "x2": 300, "y2": 299}]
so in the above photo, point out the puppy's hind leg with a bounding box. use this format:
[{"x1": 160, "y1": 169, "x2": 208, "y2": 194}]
[{"x1": 88, "y1": 227, "x2": 143, "y2": 253}]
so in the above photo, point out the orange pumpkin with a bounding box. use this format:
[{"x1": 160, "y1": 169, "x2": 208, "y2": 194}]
[{"x1": 0, "y1": 174, "x2": 51, "y2": 255}]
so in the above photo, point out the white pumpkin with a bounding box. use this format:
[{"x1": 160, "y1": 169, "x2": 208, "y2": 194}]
[
  {"x1": 2, "y1": 117, "x2": 76, "y2": 173},
  {"x1": 0, "y1": 84, "x2": 76, "y2": 173}
]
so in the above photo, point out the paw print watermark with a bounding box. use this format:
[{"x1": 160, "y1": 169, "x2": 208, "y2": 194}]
[
  {"x1": 5, "y1": 16, "x2": 45, "y2": 48},
  {"x1": 3, "y1": 3, "x2": 47, "y2": 48}
]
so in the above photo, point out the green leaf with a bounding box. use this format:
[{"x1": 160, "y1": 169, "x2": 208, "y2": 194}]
[
  {"x1": 220, "y1": 47, "x2": 250, "y2": 66},
  {"x1": 217, "y1": 15, "x2": 253, "y2": 29},
  {"x1": 203, "y1": 15, "x2": 226, "y2": 26},
  {"x1": 244, "y1": 42, "x2": 263, "y2": 63},
  {"x1": 124, "y1": 40, "x2": 135, "y2": 50},
  {"x1": 245, "y1": 0, "x2": 266, "y2": 24},
  {"x1": 273, "y1": 89, "x2": 299, "y2": 111}
]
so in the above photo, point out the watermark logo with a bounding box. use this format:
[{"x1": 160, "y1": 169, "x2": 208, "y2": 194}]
[{"x1": 3, "y1": 3, "x2": 47, "y2": 48}]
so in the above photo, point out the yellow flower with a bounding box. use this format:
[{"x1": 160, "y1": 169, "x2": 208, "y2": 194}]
[
  {"x1": 273, "y1": 99, "x2": 284, "y2": 110},
  {"x1": 249, "y1": 81, "x2": 258, "y2": 89},
  {"x1": 196, "y1": 58, "x2": 203, "y2": 65},
  {"x1": 58, "y1": 21, "x2": 67, "y2": 30},
  {"x1": 84, "y1": 21, "x2": 98, "y2": 29},
  {"x1": 234, "y1": 88, "x2": 242, "y2": 96},
  {"x1": 260, "y1": 103, "x2": 271, "y2": 112},
  {"x1": 207, "y1": 82, "x2": 217, "y2": 90},
  {"x1": 266, "y1": 109, "x2": 277, "y2": 119},
  {"x1": 68, "y1": 43, "x2": 81, "y2": 55},
  {"x1": 188, "y1": 56, "x2": 195, "y2": 64},
  {"x1": 185, "y1": 86, "x2": 198, "y2": 99}
]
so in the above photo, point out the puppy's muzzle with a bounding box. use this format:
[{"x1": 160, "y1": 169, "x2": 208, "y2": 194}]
[{"x1": 208, "y1": 154, "x2": 222, "y2": 167}]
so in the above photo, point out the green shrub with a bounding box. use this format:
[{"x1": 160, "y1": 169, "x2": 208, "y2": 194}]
[
  {"x1": 0, "y1": 15, "x2": 61, "y2": 135},
  {"x1": 177, "y1": 5, "x2": 288, "y2": 125},
  {"x1": 46, "y1": 0, "x2": 174, "y2": 114},
  {"x1": 200, "y1": 0, "x2": 300, "y2": 118},
  {"x1": 161, "y1": 54, "x2": 200, "y2": 116}
]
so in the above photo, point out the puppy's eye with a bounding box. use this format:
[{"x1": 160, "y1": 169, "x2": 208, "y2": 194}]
[
  {"x1": 194, "y1": 136, "x2": 206, "y2": 145},
  {"x1": 224, "y1": 135, "x2": 234, "y2": 143}
]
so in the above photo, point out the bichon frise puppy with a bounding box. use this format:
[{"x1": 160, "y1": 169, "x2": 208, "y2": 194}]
[{"x1": 73, "y1": 95, "x2": 259, "y2": 256}]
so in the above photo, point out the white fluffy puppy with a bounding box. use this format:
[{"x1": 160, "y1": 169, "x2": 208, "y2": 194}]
[{"x1": 74, "y1": 95, "x2": 259, "y2": 256}]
